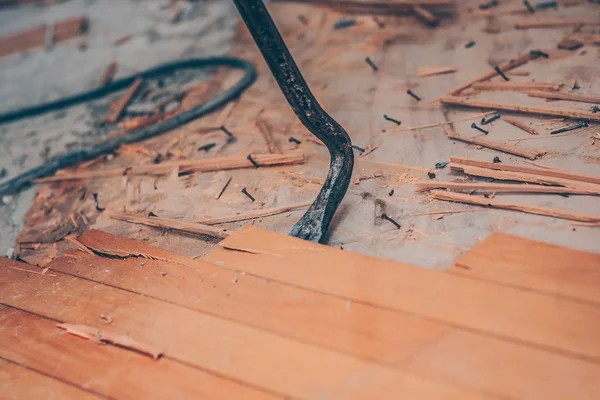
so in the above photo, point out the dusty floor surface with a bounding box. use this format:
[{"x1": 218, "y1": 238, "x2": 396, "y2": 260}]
[{"x1": 0, "y1": 0, "x2": 239, "y2": 256}]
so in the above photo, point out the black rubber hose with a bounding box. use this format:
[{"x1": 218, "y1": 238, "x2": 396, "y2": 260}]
[{"x1": 0, "y1": 57, "x2": 257, "y2": 196}]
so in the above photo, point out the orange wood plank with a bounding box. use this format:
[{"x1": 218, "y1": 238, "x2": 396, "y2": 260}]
[
  {"x1": 0, "y1": 358, "x2": 99, "y2": 400},
  {"x1": 202, "y1": 227, "x2": 600, "y2": 363},
  {"x1": 0, "y1": 259, "x2": 487, "y2": 400},
  {"x1": 0, "y1": 307, "x2": 275, "y2": 400},
  {"x1": 70, "y1": 231, "x2": 600, "y2": 400},
  {"x1": 453, "y1": 233, "x2": 600, "y2": 305}
]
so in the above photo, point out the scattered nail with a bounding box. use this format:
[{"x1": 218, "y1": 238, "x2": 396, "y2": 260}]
[
  {"x1": 571, "y1": 80, "x2": 580, "y2": 90},
  {"x1": 92, "y1": 193, "x2": 105, "y2": 212},
  {"x1": 381, "y1": 213, "x2": 401, "y2": 229},
  {"x1": 152, "y1": 153, "x2": 163, "y2": 164},
  {"x1": 493, "y1": 156, "x2": 502, "y2": 163},
  {"x1": 428, "y1": 171, "x2": 436, "y2": 179},
  {"x1": 407, "y1": 89, "x2": 421, "y2": 101},
  {"x1": 535, "y1": 1, "x2": 557, "y2": 9},
  {"x1": 465, "y1": 41, "x2": 475, "y2": 48},
  {"x1": 247, "y1": 154, "x2": 259, "y2": 168},
  {"x1": 389, "y1": 189, "x2": 395, "y2": 196},
  {"x1": 550, "y1": 121, "x2": 588, "y2": 135},
  {"x1": 494, "y1": 66, "x2": 509, "y2": 81},
  {"x1": 148, "y1": 211, "x2": 158, "y2": 217},
  {"x1": 216, "y1": 177, "x2": 232, "y2": 200},
  {"x1": 0, "y1": 168, "x2": 6, "y2": 179},
  {"x1": 220, "y1": 125, "x2": 236, "y2": 142},
  {"x1": 372, "y1": 17, "x2": 385, "y2": 29},
  {"x1": 479, "y1": 0, "x2": 498, "y2": 10},
  {"x1": 481, "y1": 113, "x2": 500, "y2": 125},
  {"x1": 365, "y1": 57, "x2": 378, "y2": 72},
  {"x1": 435, "y1": 161, "x2": 449, "y2": 169},
  {"x1": 297, "y1": 15, "x2": 308, "y2": 25},
  {"x1": 288, "y1": 137, "x2": 301, "y2": 144},
  {"x1": 383, "y1": 114, "x2": 401, "y2": 125},
  {"x1": 198, "y1": 143, "x2": 216, "y2": 152},
  {"x1": 333, "y1": 19, "x2": 356, "y2": 30},
  {"x1": 592, "y1": 106, "x2": 599, "y2": 113},
  {"x1": 471, "y1": 122, "x2": 489, "y2": 134},
  {"x1": 529, "y1": 49, "x2": 549, "y2": 58},
  {"x1": 352, "y1": 145, "x2": 366, "y2": 152},
  {"x1": 523, "y1": 0, "x2": 535, "y2": 12},
  {"x1": 241, "y1": 187, "x2": 255, "y2": 202}
]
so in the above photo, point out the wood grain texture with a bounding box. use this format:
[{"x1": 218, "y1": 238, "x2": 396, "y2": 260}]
[
  {"x1": 68, "y1": 229, "x2": 600, "y2": 399},
  {"x1": 0, "y1": 308, "x2": 276, "y2": 400},
  {"x1": 0, "y1": 258, "x2": 485, "y2": 400},
  {"x1": 204, "y1": 227, "x2": 600, "y2": 362},
  {"x1": 526, "y1": 89, "x2": 600, "y2": 104},
  {"x1": 454, "y1": 233, "x2": 600, "y2": 305},
  {"x1": 0, "y1": 358, "x2": 99, "y2": 400}
]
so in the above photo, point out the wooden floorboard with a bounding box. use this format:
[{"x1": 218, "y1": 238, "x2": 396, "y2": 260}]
[
  {"x1": 453, "y1": 233, "x2": 600, "y2": 305},
  {"x1": 0, "y1": 257, "x2": 488, "y2": 400},
  {"x1": 68, "y1": 230, "x2": 600, "y2": 400},
  {"x1": 0, "y1": 307, "x2": 277, "y2": 400},
  {"x1": 0, "y1": 357, "x2": 100, "y2": 400},
  {"x1": 204, "y1": 227, "x2": 600, "y2": 363}
]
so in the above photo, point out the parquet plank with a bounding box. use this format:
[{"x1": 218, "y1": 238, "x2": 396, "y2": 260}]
[
  {"x1": 202, "y1": 227, "x2": 600, "y2": 363},
  {"x1": 0, "y1": 358, "x2": 99, "y2": 400},
  {"x1": 0, "y1": 307, "x2": 276, "y2": 400},
  {"x1": 0, "y1": 258, "x2": 488, "y2": 400},
  {"x1": 73, "y1": 230, "x2": 600, "y2": 400},
  {"x1": 454, "y1": 233, "x2": 600, "y2": 305}
]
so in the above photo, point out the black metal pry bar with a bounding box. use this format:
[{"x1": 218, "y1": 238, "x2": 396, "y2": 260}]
[{"x1": 233, "y1": 0, "x2": 354, "y2": 244}]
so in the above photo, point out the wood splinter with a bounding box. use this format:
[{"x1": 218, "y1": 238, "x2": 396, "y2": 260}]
[{"x1": 58, "y1": 323, "x2": 163, "y2": 359}]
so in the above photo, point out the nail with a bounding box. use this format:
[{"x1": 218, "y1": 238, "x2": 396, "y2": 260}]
[
  {"x1": 92, "y1": 193, "x2": 105, "y2": 211},
  {"x1": 493, "y1": 156, "x2": 502, "y2": 163},
  {"x1": 388, "y1": 189, "x2": 394, "y2": 196},
  {"x1": 481, "y1": 113, "x2": 500, "y2": 125},
  {"x1": 550, "y1": 121, "x2": 588, "y2": 135},
  {"x1": 220, "y1": 125, "x2": 236, "y2": 142},
  {"x1": 428, "y1": 171, "x2": 436, "y2": 179},
  {"x1": 365, "y1": 57, "x2": 378, "y2": 72},
  {"x1": 148, "y1": 211, "x2": 158, "y2": 217},
  {"x1": 381, "y1": 213, "x2": 401, "y2": 229},
  {"x1": 494, "y1": 66, "x2": 509, "y2": 81},
  {"x1": 297, "y1": 15, "x2": 308, "y2": 25},
  {"x1": 153, "y1": 153, "x2": 163, "y2": 164},
  {"x1": 479, "y1": 0, "x2": 498, "y2": 10},
  {"x1": 241, "y1": 187, "x2": 255, "y2": 202},
  {"x1": 246, "y1": 154, "x2": 259, "y2": 168},
  {"x1": 198, "y1": 143, "x2": 216, "y2": 152},
  {"x1": 471, "y1": 122, "x2": 489, "y2": 134},
  {"x1": 333, "y1": 19, "x2": 356, "y2": 30},
  {"x1": 407, "y1": 89, "x2": 421, "y2": 101},
  {"x1": 352, "y1": 145, "x2": 366, "y2": 152},
  {"x1": 383, "y1": 114, "x2": 401, "y2": 125},
  {"x1": 465, "y1": 41, "x2": 475, "y2": 48},
  {"x1": 216, "y1": 177, "x2": 232, "y2": 200},
  {"x1": 529, "y1": 49, "x2": 549, "y2": 58},
  {"x1": 535, "y1": 1, "x2": 557, "y2": 9},
  {"x1": 593, "y1": 106, "x2": 599, "y2": 113},
  {"x1": 523, "y1": 0, "x2": 535, "y2": 13},
  {"x1": 288, "y1": 137, "x2": 301, "y2": 144}
]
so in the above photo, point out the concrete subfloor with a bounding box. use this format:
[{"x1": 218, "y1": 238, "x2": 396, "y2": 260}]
[{"x1": 0, "y1": 0, "x2": 239, "y2": 256}]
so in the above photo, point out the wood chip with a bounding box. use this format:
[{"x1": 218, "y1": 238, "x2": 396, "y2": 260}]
[
  {"x1": 64, "y1": 235, "x2": 95, "y2": 255},
  {"x1": 416, "y1": 181, "x2": 599, "y2": 195},
  {"x1": 502, "y1": 117, "x2": 539, "y2": 135},
  {"x1": 415, "y1": 66, "x2": 457, "y2": 78},
  {"x1": 429, "y1": 190, "x2": 600, "y2": 223},
  {"x1": 412, "y1": 5, "x2": 438, "y2": 27},
  {"x1": 196, "y1": 203, "x2": 312, "y2": 225},
  {"x1": 108, "y1": 211, "x2": 231, "y2": 239},
  {"x1": 256, "y1": 118, "x2": 282, "y2": 154},
  {"x1": 34, "y1": 153, "x2": 305, "y2": 183},
  {"x1": 99, "y1": 61, "x2": 117, "y2": 87},
  {"x1": 526, "y1": 90, "x2": 600, "y2": 105},
  {"x1": 444, "y1": 126, "x2": 545, "y2": 159},
  {"x1": 57, "y1": 323, "x2": 162, "y2": 359},
  {"x1": 450, "y1": 156, "x2": 600, "y2": 185},
  {"x1": 439, "y1": 96, "x2": 600, "y2": 122},
  {"x1": 515, "y1": 18, "x2": 600, "y2": 29},
  {"x1": 390, "y1": 111, "x2": 495, "y2": 133},
  {"x1": 471, "y1": 82, "x2": 561, "y2": 92},
  {"x1": 106, "y1": 78, "x2": 144, "y2": 124}
]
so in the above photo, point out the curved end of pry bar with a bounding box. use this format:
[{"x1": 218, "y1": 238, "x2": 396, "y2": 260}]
[{"x1": 233, "y1": 0, "x2": 354, "y2": 243}]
